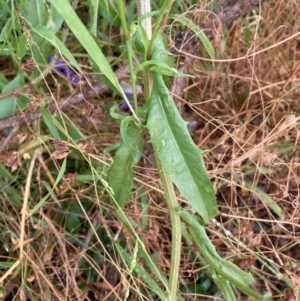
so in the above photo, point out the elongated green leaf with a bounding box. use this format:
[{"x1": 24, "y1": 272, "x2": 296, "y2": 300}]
[
  {"x1": 170, "y1": 14, "x2": 215, "y2": 60},
  {"x1": 116, "y1": 244, "x2": 168, "y2": 301},
  {"x1": 51, "y1": 0, "x2": 124, "y2": 95},
  {"x1": 108, "y1": 120, "x2": 144, "y2": 207},
  {"x1": 0, "y1": 0, "x2": 10, "y2": 14},
  {"x1": 66, "y1": 203, "x2": 83, "y2": 234},
  {"x1": 131, "y1": 22, "x2": 149, "y2": 55},
  {"x1": 178, "y1": 210, "x2": 273, "y2": 301},
  {"x1": 0, "y1": 164, "x2": 14, "y2": 180},
  {"x1": 86, "y1": 0, "x2": 98, "y2": 36},
  {"x1": 41, "y1": 107, "x2": 61, "y2": 139},
  {"x1": 109, "y1": 104, "x2": 125, "y2": 120},
  {"x1": 0, "y1": 17, "x2": 12, "y2": 43},
  {"x1": 21, "y1": 0, "x2": 47, "y2": 27},
  {"x1": 244, "y1": 182, "x2": 284, "y2": 221},
  {"x1": 146, "y1": 74, "x2": 218, "y2": 222},
  {"x1": 31, "y1": 25, "x2": 81, "y2": 72},
  {"x1": 0, "y1": 73, "x2": 24, "y2": 119},
  {"x1": 49, "y1": 4, "x2": 65, "y2": 33},
  {"x1": 55, "y1": 114, "x2": 84, "y2": 141},
  {"x1": 134, "y1": 59, "x2": 193, "y2": 77},
  {"x1": 151, "y1": 34, "x2": 174, "y2": 67},
  {"x1": 30, "y1": 158, "x2": 66, "y2": 215},
  {"x1": 177, "y1": 210, "x2": 254, "y2": 284}
]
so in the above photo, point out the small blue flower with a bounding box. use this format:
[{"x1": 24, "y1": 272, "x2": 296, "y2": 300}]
[
  {"x1": 47, "y1": 55, "x2": 75, "y2": 78},
  {"x1": 71, "y1": 75, "x2": 87, "y2": 86},
  {"x1": 119, "y1": 101, "x2": 134, "y2": 111},
  {"x1": 48, "y1": 55, "x2": 87, "y2": 86}
]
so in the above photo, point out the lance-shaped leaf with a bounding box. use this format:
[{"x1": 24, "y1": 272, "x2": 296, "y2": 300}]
[
  {"x1": 108, "y1": 117, "x2": 144, "y2": 207},
  {"x1": 176, "y1": 210, "x2": 273, "y2": 301},
  {"x1": 146, "y1": 73, "x2": 218, "y2": 222},
  {"x1": 178, "y1": 209, "x2": 255, "y2": 286}
]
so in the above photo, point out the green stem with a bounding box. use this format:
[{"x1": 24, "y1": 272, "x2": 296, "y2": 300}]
[
  {"x1": 156, "y1": 158, "x2": 182, "y2": 300},
  {"x1": 136, "y1": 0, "x2": 152, "y2": 111},
  {"x1": 117, "y1": 0, "x2": 139, "y2": 119},
  {"x1": 125, "y1": 40, "x2": 139, "y2": 117},
  {"x1": 117, "y1": 0, "x2": 129, "y2": 39},
  {"x1": 147, "y1": 0, "x2": 173, "y2": 58}
]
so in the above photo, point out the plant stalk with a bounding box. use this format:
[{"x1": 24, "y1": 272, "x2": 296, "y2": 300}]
[
  {"x1": 117, "y1": 0, "x2": 139, "y2": 119},
  {"x1": 156, "y1": 158, "x2": 182, "y2": 300},
  {"x1": 147, "y1": 0, "x2": 173, "y2": 58}
]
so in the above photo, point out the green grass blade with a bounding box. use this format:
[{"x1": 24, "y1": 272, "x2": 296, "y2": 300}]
[
  {"x1": 29, "y1": 158, "x2": 66, "y2": 215},
  {"x1": 170, "y1": 14, "x2": 215, "y2": 60},
  {"x1": 116, "y1": 244, "x2": 168, "y2": 301},
  {"x1": 32, "y1": 25, "x2": 81, "y2": 71},
  {"x1": 244, "y1": 182, "x2": 285, "y2": 221},
  {"x1": 41, "y1": 107, "x2": 61, "y2": 139},
  {"x1": 0, "y1": 164, "x2": 14, "y2": 180},
  {"x1": 51, "y1": 0, "x2": 123, "y2": 94},
  {"x1": 86, "y1": 0, "x2": 99, "y2": 36}
]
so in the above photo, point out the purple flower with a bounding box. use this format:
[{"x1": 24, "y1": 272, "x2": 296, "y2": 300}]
[
  {"x1": 119, "y1": 101, "x2": 134, "y2": 111},
  {"x1": 47, "y1": 55, "x2": 75, "y2": 78},
  {"x1": 71, "y1": 75, "x2": 87, "y2": 85},
  {"x1": 48, "y1": 55, "x2": 86, "y2": 86}
]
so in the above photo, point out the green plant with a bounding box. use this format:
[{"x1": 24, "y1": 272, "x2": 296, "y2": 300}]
[{"x1": 1, "y1": 0, "x2": 299, "y2": 300}]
